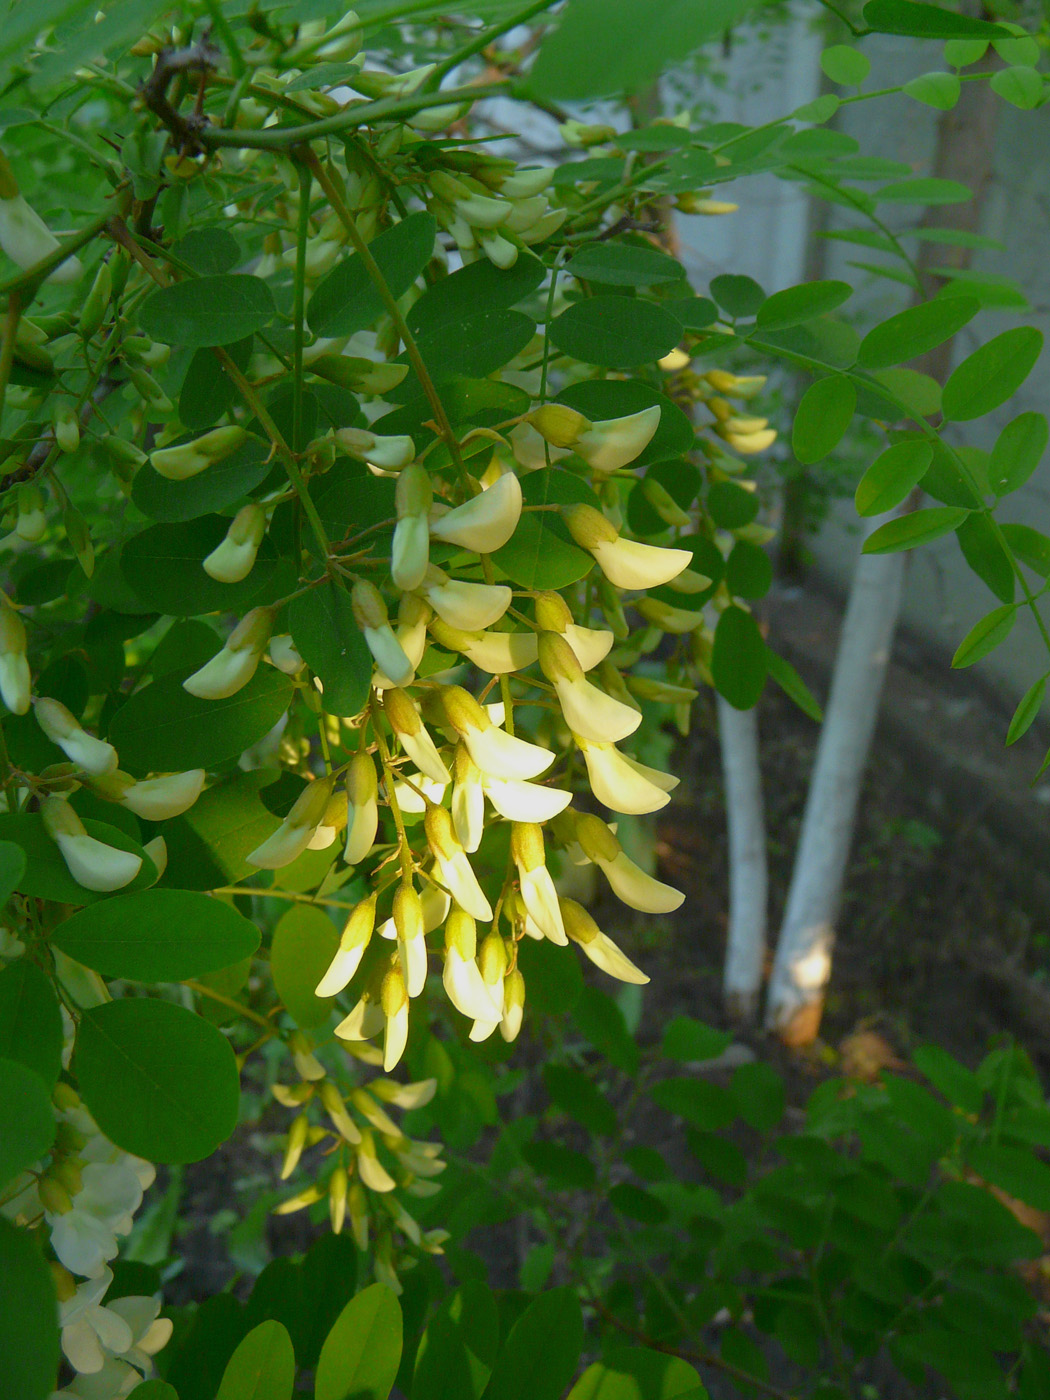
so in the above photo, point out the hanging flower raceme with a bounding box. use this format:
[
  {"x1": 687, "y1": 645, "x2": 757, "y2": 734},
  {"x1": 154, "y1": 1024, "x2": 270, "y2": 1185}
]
[
  {"x1": 203, "y1": 504, "x2": 267, "y2": 583},
  {"x1": 425, "y1": 802, "x2": 492, "y2": 920},
  {"x1": 247, "y1": 775, "x2": 334, "y2": 869},
  {"x1": 392, "y1": 463, "x2": 432, "y2": 591},
  {"x1": 352, "y1": 580, "x2": 413, "y2": 687},
  {"x1": 183, "y1": 607, "x2": 273, "y2": 700},
  {"x1": 538, "y1": 630, "x2": 640, "y2": 744},
  {"x1": 511, "y1": 821, "x2": 566, "y2": 945},
  {"x1": 344, "y1": 752, "x2": 379, "y2": 863},
  {"x1": 429, "y1": 470, "x2": 522, "y2": 553},
  {"x1": 562, "y1": 504, "x2": 692, "y2": 591},
  {"x1": 528, "y1": 403, "x2": 661, "y2": 474},
  {"x1": 561, "y1": 898, "x2": 649, "y2": 984},
  {"x1": 573, "y1": 812, "x2": 684, "y2": 912},
  {"x1": 0, "y1": 603, "x2": 30, "y2": 715},
  {"x1": 34, "y1": 698, "x2": 117, "y2": 775}
]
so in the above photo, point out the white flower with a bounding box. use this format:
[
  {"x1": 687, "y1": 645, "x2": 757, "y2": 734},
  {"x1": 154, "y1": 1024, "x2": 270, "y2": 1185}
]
[
  {"x1": 575, "y1": 406, "x2": 661, "y2": 474},
  {"x1": 511, "y1": 823, "x2": 566, "y2": 945},
  {"x1": 60, "y1": 1271, "x2": 133, "y2": 1376},
  {"x1": 247, "y1": 777, "x2": 334, "y2": 869},
  {"x1": 428, "y1": 616, "x2": 538, "y2": 674},
  {"x1": 315, "y1": 894, "x2": 377, "y2": 997},
  {"x1": 392, "y1": 464, "x2": 432, "y2": 592},
  {"x1": 452, "y1": 745, "x2": 484, "y2": 853},
  {"x1": 183, "y1": 607, "x2": 273, "y2": 700},
  {"x1": 352, "y1": 580, "x2": 413, "y2": 688},
  {"x1": 34, "y1": 699, "x2": 117, "y2": 775},
  {"x1": 443, "y1": 911, "x2": 500, "y2": 1021},
  {"x1": 425, "y1": 805, "x2": 492, "y2": 921},
  {"x1": 429, "y1": 471, "x2": 522, "y2": 553},
  {"x1": 481, "y1": 775, "x2": 572, "y2": 823},
  {"x1": 562, "y1": 504, "x2": 691, "y2": 590},
  {"x1": 49, "y1": 1160, "x2": 147, "y2": 1279},
  {"x1": 421, "y1": 565, "x2": 511, "y2": 631},
  {"x1": 383, "y1": 688, "x2": 450, "y2": 785},
  {"x1": 41, "y1": 798, "x2": 141, "y2": 894},
  {"x1": 0, "y1": 191, "x2": 82, "y2": 282},
  {"x1": 577, "y1": 738, "x2": 675, "y2": 815},
  {"x1": 443, "y1": 685, "x2": 554, "y2": 781},
  {"x1": 0, "y1": 605, "x2": 30, "y2": 714},
  {"x1": 575, "y1": 812, "x2": 684, "y2": 912},
  {"x1": 561, "y1": 899, "x2": 649, "y2": 985},
  {"x1": 117, "y1": 769, "x2": 205, "y2": 822},
  {"x1": 344, "y1": 752, "x2": 379, "y2": 865},
  {"x1": 203, "y1": 504, "x2": 266, "y2": 584},
  {"x1": 539, "y1": 631, "x2": 640, "y2": 744}
]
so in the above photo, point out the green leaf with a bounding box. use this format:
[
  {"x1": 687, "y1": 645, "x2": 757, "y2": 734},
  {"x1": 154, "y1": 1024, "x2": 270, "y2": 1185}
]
[
  {"x1": 120, "y1": 516, "x2": 279, "y2": 616},
  {"x1": 707, "y1": 481, "x2": 758, "y2": 529},
  {"x1": 0, "y1": 1058, "x2": 56, "y2": 1189},
  {"x1": 491, "y1": 469, "x2": 596, "y2": 590},
  {"x1": 943, "y1": 327, "x2": 1043, "y2": 421},
  {"x1": 0, "y1": 1215, "x2": 59, "y2": 1400},
  {"x1": 903, "y1": 70, "x2": 961, "y2": 108},
  {"x1": 521, "y1": 1140, "x2": 596, "y2": 1189},
  {"x1": 1006, "y1": 677, "x2": 1045, "y2": 746},
  {"x1": 216, "y1": 1321, "x2": 295, "y2": 1400},
  {"x1": 754, "y1": 279, "x2": 851, "y2": 331},
  {"x1": 966, "y1": 1143, "x2": 1050, "y2": 1211},
  {"x1": 864, "y1": 0, "x2": 1008, "y2": 39},
  {"x1": 0, "y1": 838, "x2": 26, "y2": 904},
  {"x1": 1001, "y1": 523, "x2": 1050, "y2": 577},
  {"x1": 548, "y1": 296, "x2": 681, "y2": 367},
  {"x1": 956, "y1": 512, "x2": 1015, "y2": 603},
  {"x1": 875, "y1": 177, "x2": 971, "y2": 204},
  {"x1": 661, "y1": 1016, "x2": 733, "y2": 1063},
  {"x1": 711, "y1": 606, "x2": 766, "y2": 710},
  {"x1": 315, "y1": 1283, "x2": 402, "y2": 1400},
  {"x1": 543, "y1": 1064, "x2": 618, "y2": 1136},
  {"x1": 161, "y1": 772, "x2": 280, "y2": 890},
  {"x1": 855, "y1": 441, "x2": 933, "y2": 516},
  {"x1": 608, "y1": 1182, "x2": 669, "y2": 1224},
  {"x1": 650, "y1": 1077, "x2": 736, "y2": 1130},
  {"x1": 129, "y1": 1384, "x2": 179, "y2": 1400},
  {"x1": 862, "y1": 506, "x2": 969, "y2": 554},
  {"x1": 990, "y1": 65, "x2": 1044, "y2": 110},
  {"x1": 731, "y1": 1061, "x2": 785, "y2": 1131},
  {"x1": 0, "y1": 960, "x2": 64, "y2": 1089},
  {"x1": 857, "y1": 296, "x2": 980, "y2": 368},
  {"x1": 792, "y1": 375, "x2": 855, "y2": 464},
  {"x1": 574, "y1": 984, "x2": 638, "y2": 1073},
  {"x1": 400, "y1": 308, "x2": 535, "y2": 389},
  {"x1": 134, "y1": 433, "x2": 270, "y2": 523},
  {"x1": 0, "y1": 813, "x2": 157, "y2": 905},
  {"x1": 408, "y1": 254, "x2": 545, "y2": 337},
  {"x1": 51, "y1": 889, "x2": 259, "y2": 982},
  {"x1": 990, "y1": 412, "x2": 1048, "y2": 495},
  {"x1": 709, "y1": 274, "x2": 766, "y2": 318},
  {"x1": 764, "y1": 648, "x2": 823, "y2": 722},
  {"x1": 308, "y1": 213, "x2": 436, "y2": 339},
  {"x1": 820, "y1": 45, "x2": 871, "y2": 85},
  {"x1": 725, "y1": 540, "x2": 772, "y2": 600},
  {"x1": 951, "y1": 603, "x2": 1016, "y2": 668},
  {"x1": 567, "y1": 244, "x2": 685, "y2": 287},
  {"x1": 140, "y1": 276, "x2": 275, "y2": 349},
  {"x1": 178, "y1": 335, "x2": 253, "y2": 432},
  {"x1": 175, "y1": 227, "x2": 242, "y2": 276},
  {"x1": 528, "y1": 0, "x2": 757, "y2": 99},
  {"x1": 75, "y1": 998, "x2": 240, "y2": 1164},
  {"x1": 413, "y1": 1283, "x2": 499, "y2": 1400},
  {"x1": 792, "y1": 94, "x2": 840, "y2": 123},
  {"x1": 912, "y1": 1044, "x2": 983, "y2": 1114},
  {"x1": 481, "y1": 1288, "x2": 583, "y2": 1400},
  {"x1": 288, "y1": 581, "x2": 372, "y2": 719},
  {"x1": 944, "y1": 39, "x2": 988, "y2": 66},
  {"x1": 567, "y1": 1346, "x2": 703, "y2": 1400},
  {"x1": 271, "y1": 905, "x2": 340, "y2": 1030},
  {"x1": 109, "y1": 666, "x2": 294, "y2": 773}
]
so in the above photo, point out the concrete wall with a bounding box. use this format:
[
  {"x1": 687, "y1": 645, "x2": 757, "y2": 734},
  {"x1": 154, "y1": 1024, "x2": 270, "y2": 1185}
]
[{"x1": 674, "y1": 5, "x2": 1050, "y2": 707}]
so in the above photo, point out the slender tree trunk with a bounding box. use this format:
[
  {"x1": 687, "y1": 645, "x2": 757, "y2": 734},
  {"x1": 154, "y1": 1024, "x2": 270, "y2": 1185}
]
[
  {"x1": 718, "y1": 696, "x2": 768, "y2": 1020},
  {"x1": 764, "y1": 43, "x2": 1000, "y2": 1042}
]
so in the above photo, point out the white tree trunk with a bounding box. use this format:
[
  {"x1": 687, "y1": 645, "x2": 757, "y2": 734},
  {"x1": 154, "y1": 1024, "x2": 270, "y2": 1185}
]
[
  {"x1": 718, "y1": 695, "x2": 768, "y2": 1021},
  {"x1": 765, "y1": 512, "x2": 906, "y2": 1042}
]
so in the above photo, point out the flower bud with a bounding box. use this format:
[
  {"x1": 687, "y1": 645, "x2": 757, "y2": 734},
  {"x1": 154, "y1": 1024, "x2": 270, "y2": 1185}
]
[
  {"x1": 319, "y1": 1082, "x2": 363, "y2": 1146},
  {"x1": 380, "y1": 967, "x2": 410, "y2": 1072},
  {"x1": 151, "y1": 426, "x2": 248, "y2": 481},
  {"x1": 352, "y1": 580, "x2": 413, "y2": 687},
  {"x1": 78, "y1": 261, "x2": 112, "y2": 340},
  {"x1": 497, "y1": 167, "x2": 554, "y2": 199},
  {"x1": 344, "y1": 752, "x2": 379, "y2": 864},
  {"x1": 559, "y1": 121, "x2": 617, "y2": 147},
  {"x1": 35, "y1": 697, "x2": 117, "y2": 774},
  {"x1": 562, "y1": 504, "x2": 691, "y2": 591},
  {"x1": 0, "y1": 605, "x2": 30, "y2": 715},
  {"x1": 429, "y1": 470, "x2": 522, "y2": 554},
  {"x1": 510, "y1": 822, "x2": 566, "y2": 945},
  {"x1": 280, "y1": 1112, "x2": 310, "y2": 1179},
  {"x1": 528, "y1": 404, "x2": 589, "y2": 449},
  {"x1": 636, "y1": 597, "x2": 705, "y2": 635},
  {"x1": 310, "y1": 355, "x2": 408, "y2": 396},
  {"x1": 203, "y1": 504, "x2": 266, "y2": 583},
  {"x1": 316, "y1": 892, "x2": 377, "y2": 997},
  {"x1": 500, "y1": 968, "x2": 525, "y2": 1042},
  {"x1": 52, "y1": 403, "x2": 79, "y2": 454},
  {"x1": 642, "y1": 477, "x2": 691, "y2": 527},
  {"x1": 41, "y1": 795, "x2": 142, "y2": 892},
  {"x1": 247, "y1": 775, "x2": 334, "y2": 869},
  {"x1": 15, "y1": 484, "x2": 47, "y2": 542},
  {"x1": 452, "y1": 744, "x2": 484, "y2": 853},
  {"x1": 329, "y1": 1166, "x2": 349, "y2": 1234},
  {"x1": 384, "y1": 688, "x2": 451, "y2": 785},
  {"x1": 392, "y1": 464, "x2": 432, "y2": 592},
  {"x1": 704, "y1": 370, "x2": 767, "y2": 399},
  {"x1": 183, "y1": 607, "x2": 273, "y2": 699},
  {"x1": 443, "y1": 909, "x2": 500, "y2": 1020}
]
